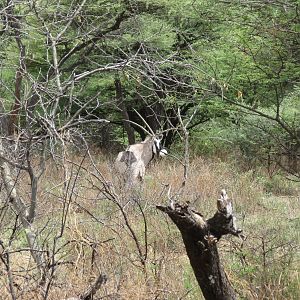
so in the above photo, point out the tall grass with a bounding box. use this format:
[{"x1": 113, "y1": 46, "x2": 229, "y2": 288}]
[{"x1": 0, "y1": 153, "x2": 299, "y2": 299}]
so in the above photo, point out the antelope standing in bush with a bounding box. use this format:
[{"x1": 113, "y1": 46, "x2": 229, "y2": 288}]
[{"x1": 115, "y1": 134, "x2": 167, "y2": 185}]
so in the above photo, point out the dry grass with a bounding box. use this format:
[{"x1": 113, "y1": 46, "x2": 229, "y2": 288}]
[{"x1": 0, "y1": 152, "x2": 299, "y2": 299}]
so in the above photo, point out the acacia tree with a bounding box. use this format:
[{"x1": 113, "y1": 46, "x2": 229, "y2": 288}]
[
  {"x1": 0, "y1": 0, "x2": 119, "y2": 297},
  {"x1": 178, "y1": 0, "x2": 300, "y2": 178},
  {"x1": 0, "y1": 1, "x2": 196, "y2": 298},
  {"x1": 0, "y1": 1, "x2": 298, "y2": 298},
  {"x1": 220, "y1": 0, "x2": 300, "y2": 179}
]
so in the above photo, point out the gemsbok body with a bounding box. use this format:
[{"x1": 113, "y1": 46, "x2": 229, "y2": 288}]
[{"x1": 115, "y1": 135, "x2": 167, "y2": 185}]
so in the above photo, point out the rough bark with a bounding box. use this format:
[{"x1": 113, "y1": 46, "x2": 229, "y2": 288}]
[
  {"x1": 80, "y1": 273, "x2": 107, "y2": 300},
  {"x1": 0, "y1": 101, "x2": 9, "y2": 135},
  {"x1": 64, "y1": 273, "x2": 107, "y2": 300},
  {"x1": 157, "y1": 190, "x2": 242, "y2": 300},
  {"x1": 6, "y1": 0, "x2": 26, "y2": 135},
  {"x1": 0, "y1": 143, "x2": 46, "y2": 279},
  {"x1": 115, "y1": 78, "x2": 135, "y2": 145}
]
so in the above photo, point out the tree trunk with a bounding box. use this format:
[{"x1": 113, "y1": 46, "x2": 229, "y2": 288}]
[
  {"x1": 0, "y1": 101, "x2": 46, "y2": 281},
  {"x1": 157, "y1": 190, "x2": 242, "y2": 300},
  {"x1": 115, "y1": 77, "x2": 135, "y2": 145},
  {"x1": 7, "y1": 1, "x2": 26, "y2": 135}
]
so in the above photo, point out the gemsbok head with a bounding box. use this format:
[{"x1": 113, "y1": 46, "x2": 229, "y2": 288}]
[{"x1": 115, "y1": 134, "x2": 167, "y2": 186}]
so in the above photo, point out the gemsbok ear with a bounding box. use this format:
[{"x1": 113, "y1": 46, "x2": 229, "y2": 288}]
[{"x1": 159, "y1": 148, "x2": 168, "y2": 157}]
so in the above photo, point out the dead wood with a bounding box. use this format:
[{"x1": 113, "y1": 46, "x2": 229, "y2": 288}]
[
  {"x1": 80, "y1": 273, "x2": 107, "y2": 300},
  {"x1": 157, "y1": 190, "x2": 242, "y2": 300}
]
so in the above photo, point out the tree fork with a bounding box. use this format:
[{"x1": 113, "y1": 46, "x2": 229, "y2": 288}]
[{"x1": 157, "y1": 190, "x2": 242, "y2": 300}]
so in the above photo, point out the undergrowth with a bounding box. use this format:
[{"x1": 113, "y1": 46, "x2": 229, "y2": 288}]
[{"x1": 0, "y1": 153, "x2": 299, "y2": 299}]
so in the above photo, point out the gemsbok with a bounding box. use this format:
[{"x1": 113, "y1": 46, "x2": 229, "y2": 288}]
[{"x1": 115, "y1": 134, "x2": 167, "y2": 186}]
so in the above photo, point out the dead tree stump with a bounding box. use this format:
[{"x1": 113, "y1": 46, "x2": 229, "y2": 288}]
[{"x1": 157, "y1": 190, "x2": 242, "y2": 300}]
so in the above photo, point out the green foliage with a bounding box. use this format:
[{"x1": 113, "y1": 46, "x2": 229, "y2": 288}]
[
  {"x1": 1, "y1": 0, "x2": 299, "y2": 150},
  {"x1": 190, "y1": 84, "x2": 300, "y2": 180},
  {"x1": 1, "y1": 1, "x2": 300, "y2": 298},
  {"x1": 122, "y1": 14, "x2": 176, "y2": 50}
]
